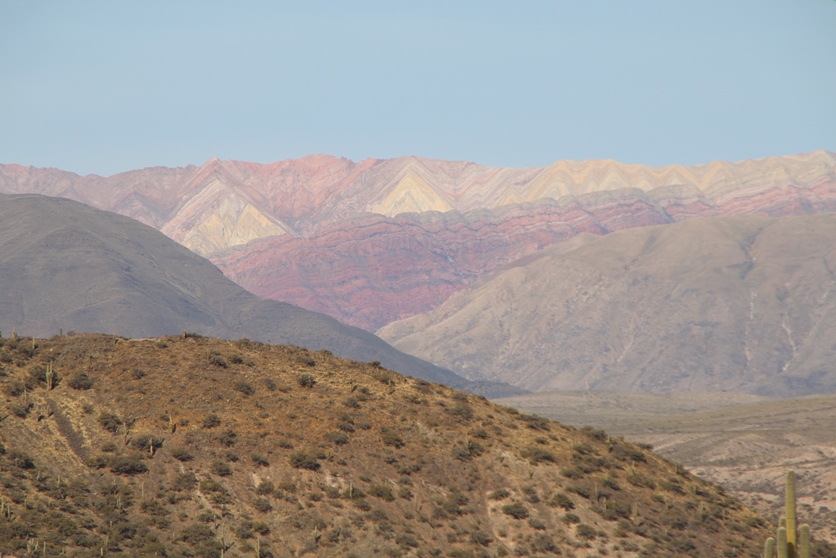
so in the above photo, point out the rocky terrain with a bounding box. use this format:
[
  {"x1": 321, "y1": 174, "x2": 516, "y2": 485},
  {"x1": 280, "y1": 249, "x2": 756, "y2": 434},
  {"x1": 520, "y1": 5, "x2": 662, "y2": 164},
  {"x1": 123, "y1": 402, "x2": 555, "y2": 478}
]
[
  {"x1": 379, "y1": 213, "x2": 836, "y2": 396},
  {"x1": 0, "y1": 333, "x2": 794, "y2": 557},
  {"x1": 2, "y1": 151, "x2": 833, "y2": 330},
  {"x1": 0, "y1": 194, "x2": 496, "y2": 393},
  {"x1": 495, "y1": 391, "x2": 836, "y2": 544}
]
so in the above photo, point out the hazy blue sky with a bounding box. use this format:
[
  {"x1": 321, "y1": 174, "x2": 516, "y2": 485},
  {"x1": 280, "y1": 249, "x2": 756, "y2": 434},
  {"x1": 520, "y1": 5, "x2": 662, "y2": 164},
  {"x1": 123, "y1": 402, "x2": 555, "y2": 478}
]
[{"x1": 2, "y1": 1, "x2": 834, "y2": 176}]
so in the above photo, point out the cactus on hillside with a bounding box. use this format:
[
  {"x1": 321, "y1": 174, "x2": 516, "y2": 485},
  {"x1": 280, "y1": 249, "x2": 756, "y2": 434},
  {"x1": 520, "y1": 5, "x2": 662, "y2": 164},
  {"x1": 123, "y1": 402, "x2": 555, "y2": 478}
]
[
  {"x1": 765, "y1": 470, "x2": 811, "y2": 558},
  {"x1": 45, "y1": 361, "x2": 55, "y2": 390}
]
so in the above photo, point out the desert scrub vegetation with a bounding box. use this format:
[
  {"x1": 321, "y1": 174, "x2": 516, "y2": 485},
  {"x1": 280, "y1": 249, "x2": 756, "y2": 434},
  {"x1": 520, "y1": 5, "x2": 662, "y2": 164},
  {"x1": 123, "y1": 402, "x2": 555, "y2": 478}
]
[
  {"x1": 67, "y1": 370, "x2": 94, "y2": 389},
  {"x1": 0, "y1": 333, "x2": 793, "y2": 558}
]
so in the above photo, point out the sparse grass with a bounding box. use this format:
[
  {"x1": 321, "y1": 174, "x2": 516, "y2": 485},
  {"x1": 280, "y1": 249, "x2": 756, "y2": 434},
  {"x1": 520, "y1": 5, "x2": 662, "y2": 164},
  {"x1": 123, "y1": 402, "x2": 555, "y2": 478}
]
[{"x1": 0, "y1": 333, "x2": 789, "y2": 557}]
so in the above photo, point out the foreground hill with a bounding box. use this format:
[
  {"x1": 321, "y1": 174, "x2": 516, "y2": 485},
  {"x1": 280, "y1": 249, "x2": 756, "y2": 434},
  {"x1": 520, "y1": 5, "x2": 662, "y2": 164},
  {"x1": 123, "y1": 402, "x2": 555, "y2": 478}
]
[
  {"x1": 0, "y1": 333, "x2": 780, "y2": 557},
  {"x1": 495, "y1": 391, "x2": 836, "y2": 544},
  {"x1": 0, "y1": 194, "x2": 490, "y2": 392},
  {"x1": 2, "y1": 151, "x2": 833, "y2": 329},
  {"x1": 379, "y1": 213, "x2": 836, "y2": 396}
]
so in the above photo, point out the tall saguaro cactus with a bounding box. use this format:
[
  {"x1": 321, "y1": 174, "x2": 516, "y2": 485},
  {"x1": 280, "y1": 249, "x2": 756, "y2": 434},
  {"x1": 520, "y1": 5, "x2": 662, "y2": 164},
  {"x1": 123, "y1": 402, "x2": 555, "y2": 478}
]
[
  {"x1": 764, "y1": 470, "x2": 810, "y2": 558},
  {"x1": 786, "y1": 470, "x2": 797, "y2": 558}
]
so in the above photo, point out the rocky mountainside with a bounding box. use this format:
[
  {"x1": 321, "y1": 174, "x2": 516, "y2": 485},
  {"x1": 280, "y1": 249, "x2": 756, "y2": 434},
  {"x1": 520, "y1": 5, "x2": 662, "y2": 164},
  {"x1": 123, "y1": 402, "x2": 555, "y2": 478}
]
[
  {"x1": 2, "y1": 151, "x2": 834, "y2": 330},
  {"x1": 0, "y1": 333, "x2": 781, "y2": 557},
  {"x1": 0, "y1": 194, "x2": 495, "y2": 393},
  {"x1": 379, "y1": 213, "x2": 836, "y2": 397}
]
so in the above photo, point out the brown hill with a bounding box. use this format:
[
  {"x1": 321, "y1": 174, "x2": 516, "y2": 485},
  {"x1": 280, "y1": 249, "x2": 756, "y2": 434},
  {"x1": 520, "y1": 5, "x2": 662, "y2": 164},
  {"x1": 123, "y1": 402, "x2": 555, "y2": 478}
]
[
  {"x1": 379, "y1": 213, "x2": 836, "y2": 396},
  {"x1": 494, "y1": 391, "x2": 836, "y2": 544},
  {"x1": 0, "y1": 333, "x2": 784, "y2": 557},
  {"x1": 2, "y1": 151, "x2": 834, "y2": 330},
  {"x1": 0, "y1": 194, "x2": 494, "y2": 393}
]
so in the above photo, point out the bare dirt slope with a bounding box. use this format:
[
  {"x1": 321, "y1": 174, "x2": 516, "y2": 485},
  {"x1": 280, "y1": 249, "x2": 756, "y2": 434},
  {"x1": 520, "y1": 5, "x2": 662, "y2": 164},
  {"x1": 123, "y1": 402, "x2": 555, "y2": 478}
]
[
  {"x1": 380, "y1": 213, "x2": 836, "y2": 396},
  {"x1": 0, "y1": 333, "x2": 786, "y2": 557},
  {"x1": 496, "y1": 391, "x2": 836, "y2": 544}
]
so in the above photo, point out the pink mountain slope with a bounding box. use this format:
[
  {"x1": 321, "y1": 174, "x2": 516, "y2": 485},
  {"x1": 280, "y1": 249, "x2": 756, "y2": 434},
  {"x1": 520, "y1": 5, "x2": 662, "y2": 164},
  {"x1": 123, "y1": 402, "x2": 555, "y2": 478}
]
[{"x1": 1, "y1": 151, "x2": 833, "y2": 330}]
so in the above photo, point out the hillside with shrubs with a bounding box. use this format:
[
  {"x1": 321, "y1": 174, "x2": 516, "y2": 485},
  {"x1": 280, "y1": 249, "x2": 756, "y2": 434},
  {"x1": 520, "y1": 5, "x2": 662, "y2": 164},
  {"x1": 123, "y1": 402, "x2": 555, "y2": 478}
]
[{"x1": 0, "y1": 332, "x2": 805, "y2": 557}]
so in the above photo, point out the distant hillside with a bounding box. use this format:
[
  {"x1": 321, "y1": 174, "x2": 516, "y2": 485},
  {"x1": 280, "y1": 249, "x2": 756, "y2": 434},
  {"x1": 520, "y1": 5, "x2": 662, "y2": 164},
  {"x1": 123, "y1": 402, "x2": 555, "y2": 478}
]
[
  {"x1": 0, "y1": 194, "x2": 501, "y2": 393},
  {"x1": 2, "y1": 151, "x2": 833, "y2": 329},
  {"x1": 0, "y1": 333, "x2": 779, "y2": 557},
  {"x1": 380, "y1": 213, "x2": 836, "y2": 396},
  {"x1": 495, "y1": 390, "x2": 836, "y2": 544}
]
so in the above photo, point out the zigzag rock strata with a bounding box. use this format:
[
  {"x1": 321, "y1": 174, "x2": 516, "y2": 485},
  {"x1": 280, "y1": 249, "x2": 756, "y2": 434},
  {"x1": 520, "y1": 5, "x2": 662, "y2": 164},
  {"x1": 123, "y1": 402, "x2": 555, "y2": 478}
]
[{"x1": 2, "y1": 151, "x2": 834, "y2": 330}]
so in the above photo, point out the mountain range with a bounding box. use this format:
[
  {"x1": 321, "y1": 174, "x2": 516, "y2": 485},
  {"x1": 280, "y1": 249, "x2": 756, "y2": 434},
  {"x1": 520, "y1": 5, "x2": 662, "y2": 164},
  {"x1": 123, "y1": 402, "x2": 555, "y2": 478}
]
[
  {"x1": 2, "y1": 151, "x2": 833, "y2": 330},
  {"x1": 379, "y1": 213, "x2": 836, "y2": 397},
  {"x1": 0, "y1": 193, "x2": 511, "y2": 394}
]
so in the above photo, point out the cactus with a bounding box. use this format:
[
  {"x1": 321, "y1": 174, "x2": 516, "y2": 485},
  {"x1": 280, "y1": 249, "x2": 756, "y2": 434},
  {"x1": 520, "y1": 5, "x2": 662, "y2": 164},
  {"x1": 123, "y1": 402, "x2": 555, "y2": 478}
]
[
  {"x1": 765, "y1": 470, "x2": 811, "y2": 558},
  {"x1": 799, "y1": 524, "x2": 810, "y2": 558},
  {"x1": 777, "y1": 527, "x2": 788, "y2": 558},
  {"x1": 45, "y1": 362, "x2": 55, "y2": 390},
  {"x1": 786, "y1": 470, "x2": 797, "y2": 557}
]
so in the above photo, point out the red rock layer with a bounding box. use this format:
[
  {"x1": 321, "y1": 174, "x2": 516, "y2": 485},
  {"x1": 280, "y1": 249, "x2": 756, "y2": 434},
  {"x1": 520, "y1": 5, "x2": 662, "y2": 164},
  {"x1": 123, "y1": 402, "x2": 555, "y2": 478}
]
[
  {"x1": 2, "y1": 153, "x2": 834, "y2": 331},
  {"x1": 214, "y1": 175, "x2": 836, "y2": 330}
]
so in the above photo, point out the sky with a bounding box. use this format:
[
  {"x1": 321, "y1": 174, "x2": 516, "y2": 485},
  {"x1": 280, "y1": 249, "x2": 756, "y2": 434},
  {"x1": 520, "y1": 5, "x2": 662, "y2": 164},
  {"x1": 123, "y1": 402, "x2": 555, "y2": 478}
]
[{"x1": 1, "y1": 1, "x2": 835, "y2": 177}]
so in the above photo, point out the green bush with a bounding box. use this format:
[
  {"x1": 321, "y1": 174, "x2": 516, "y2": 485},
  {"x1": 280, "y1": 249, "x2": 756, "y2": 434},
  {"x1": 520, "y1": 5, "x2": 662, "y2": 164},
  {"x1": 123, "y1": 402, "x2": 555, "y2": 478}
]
[
  {"x1": 531, "y1": 533, "x2": 559, "y2": 553},
  {"x1": 67, "y1": 371, "x2": 94, "y2": 390},
  {"x1": 131, "y1": 434, "x2": 164, "y2": 450},
  {"x1": 98, "y1": 411, "x2": 123, "y2": 433},
  {"x1": 343, "y1": 397, "x2": 360, "y2": 408},
  {"x1": 289, "y1": 452, "x2": 320, "y2": 471},
  {"x1": 368, "y1": 484, "x2": 395, "y2": 502},
  {"x1": 501, "y1": 502, "x2": 529, "y2": 519},
  {"x1": 234, "y1": 381, "x2": 255, "y2": 395},
  {"x1": 297, "y1": 374, "x2": 316, "y2": 388},
  {"x1": 201, "y1": 413, "x2": 222, "y2": 429},
  {"x1": 170, "y1": 447, "x2": 193, "y2": 462},
  {"x1": 520, "y1": 414, "x2": 551, "y2": 431},
  {"x1": 172, "y1": 472, "x2": 198, "y2": 492},
  {"x1": 469, "y1": 531, "x2": 493, "y2": 546},
  {"x1": 110, "y1": 454, "x2": 148, "y2": 475},
  {"x1": 381, "y1": 429, "x2": 405, "y2": 448},
  {"x1": 575, "y1": 523, "x2": 597, "y2": 540},
  {"x1": 626, "y1": 472, "x2": 656, "y2": 489},
  {"x1": 488, "y1": 489, "x2": 510, "y2": 500},
  {"x1": 581, "y1": 426, "x2": 607, "y2": 441},
  {"x1": 324, "y1": 431, "x2": 349, "y2": 445},
  {"x1": 3, "y1": 380, "x2": 26, "y2": 397},
  {"x1": 210, "y1": 460, "x2": 232, "y2": 477},
  {"x1": 208, "y1": 354, "x2": 228, "y2": 368},
  {"x1": 218, "y1": 429, "x2": 237, "y2": 447},
  {"x1": 251, "y1": 454, "x2": 270, "y2": 467},
  {"x1": 549, "y1": 492, "x2": 575, "y2": 510},
  {"x1": 521, "y1": 447, "x2": 556, "y2": 464},
  {"x1": 336, "y1": 419, "x2": 355, "y2": 432},
  {"x1": 253, "y1": 497, "x2": 272, "y2": 512}
]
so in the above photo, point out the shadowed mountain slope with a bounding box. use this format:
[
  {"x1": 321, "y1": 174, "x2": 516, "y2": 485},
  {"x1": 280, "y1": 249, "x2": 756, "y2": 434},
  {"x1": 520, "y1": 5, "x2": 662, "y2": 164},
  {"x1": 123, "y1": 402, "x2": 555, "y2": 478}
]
[
  {"x1": 379, "y1": 213, "x2": 836, "y2": 396},
  {"x1": 2, "y1": 151, "x2": 834, "y2": 330},
  {"x1": 0, "y1": 333, "x2": 783, "y2": 557},
  {"x1": 0, "y1": 194, "x2": 500, "y2": 392}
]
